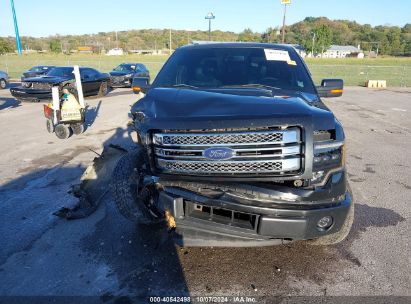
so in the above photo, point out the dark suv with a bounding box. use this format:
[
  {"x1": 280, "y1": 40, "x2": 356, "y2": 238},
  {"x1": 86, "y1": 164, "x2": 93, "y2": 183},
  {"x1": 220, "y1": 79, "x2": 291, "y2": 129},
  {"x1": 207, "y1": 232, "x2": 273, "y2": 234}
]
[{"x1": 112, "y1": 43, "x2": 353, "y2": 247}]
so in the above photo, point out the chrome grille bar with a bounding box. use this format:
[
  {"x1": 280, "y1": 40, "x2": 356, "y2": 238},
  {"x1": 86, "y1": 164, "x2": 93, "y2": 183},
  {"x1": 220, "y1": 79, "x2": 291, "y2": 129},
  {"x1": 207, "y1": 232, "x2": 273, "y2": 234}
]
[
  {"x1": 155, "y1": 145, "x2": 300, "y2": 160},
  {"x1": 154, "y1": 128, "x2": 300, "y2": 147},
  {"x1": 157, "y1": 158, "x2": 300, "y2": 174}
]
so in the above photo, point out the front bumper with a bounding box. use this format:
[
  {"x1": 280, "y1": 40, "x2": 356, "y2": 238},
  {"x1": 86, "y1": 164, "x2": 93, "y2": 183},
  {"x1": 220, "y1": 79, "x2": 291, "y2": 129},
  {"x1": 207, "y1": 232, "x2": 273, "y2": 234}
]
[
  {"x1": 10, "y1": 87, "x2": 51, "y2": 101},
  {"x1": 157, "y1": 172, "x2": 352, "y2": 247},
  {"x1": 110, "y1": 76, "x2": 132, "y2": 87}
]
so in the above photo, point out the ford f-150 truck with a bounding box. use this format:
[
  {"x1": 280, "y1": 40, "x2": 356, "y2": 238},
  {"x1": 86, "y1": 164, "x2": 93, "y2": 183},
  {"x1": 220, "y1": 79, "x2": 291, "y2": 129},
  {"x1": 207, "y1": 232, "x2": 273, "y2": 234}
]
[{"x1": 111, "y1": 43, "x2": 353, "y2": 247}]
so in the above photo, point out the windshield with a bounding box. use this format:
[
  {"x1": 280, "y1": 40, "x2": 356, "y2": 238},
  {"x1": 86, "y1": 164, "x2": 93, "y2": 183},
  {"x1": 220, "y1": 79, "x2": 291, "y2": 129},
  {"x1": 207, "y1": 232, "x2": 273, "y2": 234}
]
[
  {"x1": 29, "y1": 66, "x2": 45, "y2": 72},
  {"x1": 153, "y1": 47, "x2": 316, "y2": 94},
  {"x1": 113, "y1": 64, "x2": 135, "y2": 72},
  {"x1": 46, "y1": 67, "x2": 73, "y2": 77}
]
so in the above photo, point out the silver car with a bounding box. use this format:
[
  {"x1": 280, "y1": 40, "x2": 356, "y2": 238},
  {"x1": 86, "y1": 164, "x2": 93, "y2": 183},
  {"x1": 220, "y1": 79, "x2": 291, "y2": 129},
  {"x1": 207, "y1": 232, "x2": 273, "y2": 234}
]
[{"x1": 0, "y1": 70, "x2": 9, "y2": 89}]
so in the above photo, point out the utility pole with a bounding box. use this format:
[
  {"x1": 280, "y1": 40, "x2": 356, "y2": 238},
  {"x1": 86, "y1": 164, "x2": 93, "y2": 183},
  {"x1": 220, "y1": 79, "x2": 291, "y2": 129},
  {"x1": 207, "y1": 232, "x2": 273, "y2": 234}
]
[
  {"x1": 280, "y1": 0, "x2": 291, "y2": 43},
  {"x1": 169, "y1": 28, "x2": 172, "y2": 55},
  {"x1": 205, "y1": 12, "x2": 215, "y2": 41},
  {"x1": 186, "y1": 29, "x2": 191, "y2": 45},
  {"x1": 311, "y1": 32, "x2": 316, "y2": 57},
  {"x1": 10, "y1": 0, "x2": 22, "y2": 55}
]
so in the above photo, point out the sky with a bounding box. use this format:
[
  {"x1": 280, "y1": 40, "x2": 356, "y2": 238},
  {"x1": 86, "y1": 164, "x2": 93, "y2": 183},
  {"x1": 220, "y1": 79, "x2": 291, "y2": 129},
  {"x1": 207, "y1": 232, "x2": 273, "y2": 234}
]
[{"x1": 0, "y1": 0, "x2": 410, "y2": 37}]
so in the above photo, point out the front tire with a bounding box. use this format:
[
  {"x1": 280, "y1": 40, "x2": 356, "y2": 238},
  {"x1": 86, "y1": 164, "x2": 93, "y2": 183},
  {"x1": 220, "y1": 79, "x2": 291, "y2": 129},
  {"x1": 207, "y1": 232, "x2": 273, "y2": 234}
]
[
  {"x1": 98, "y1": 81, "x2": 108, "y2": 97},
  {"x1": 110, "y1": 147, "x2": 162, "y2": 224},
  {"x1": 54, "y1": 124, "x2": 71, "y2": 139},
  {"x1": 308, "y1": 191, "x2": 354, "y2": 245},
  {"x1": 46, "y1": 119, "x2": 54, "y2": 133},
  {"x1": 71, "y1": 124, "x2": 84, "y2": 135}
]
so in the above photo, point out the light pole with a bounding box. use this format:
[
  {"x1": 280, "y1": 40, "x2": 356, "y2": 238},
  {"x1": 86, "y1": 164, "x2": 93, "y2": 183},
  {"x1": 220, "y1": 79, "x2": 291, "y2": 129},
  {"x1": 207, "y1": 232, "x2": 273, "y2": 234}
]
[
  {"x1": 10, "y1": 0, "x2": 22, "y2": 55},
  {"x1": 169, "y1": 28, "x2": 172, "y2": 55},
  {"x1": 311, "y1": 32, "x2": 316, "y2": 57},
  {"x1": 205, "y1": 12, "x2": 215, "y2": 41},
  {"x1": 280, "y1": 0, "x2": 291, "y2": 43}
]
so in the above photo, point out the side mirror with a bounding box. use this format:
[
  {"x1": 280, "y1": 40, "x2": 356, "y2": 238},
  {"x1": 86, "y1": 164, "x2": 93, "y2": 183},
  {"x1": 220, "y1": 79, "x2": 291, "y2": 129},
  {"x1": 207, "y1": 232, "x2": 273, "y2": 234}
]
[
  {"x1": 132, "y1": 77, "x2": 150, "y2": 94},
  {"x1": 317, "y1": 78, "x2": 344, "y2": 98}
]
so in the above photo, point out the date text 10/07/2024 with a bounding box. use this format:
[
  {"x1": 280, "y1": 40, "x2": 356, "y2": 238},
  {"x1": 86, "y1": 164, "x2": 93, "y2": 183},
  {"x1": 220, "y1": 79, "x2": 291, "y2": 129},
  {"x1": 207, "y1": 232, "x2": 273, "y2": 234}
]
[{"x1": 149, "y1": 296, "x2": 258, "y2": 303}]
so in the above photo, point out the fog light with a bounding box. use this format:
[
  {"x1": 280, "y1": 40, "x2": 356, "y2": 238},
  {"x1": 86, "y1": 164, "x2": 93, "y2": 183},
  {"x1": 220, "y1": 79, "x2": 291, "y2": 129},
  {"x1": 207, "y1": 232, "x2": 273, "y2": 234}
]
[
  {"x1": 293, "y1": 179, "x2": 303, "y2": 187},
  {"x1": 312, "y1": 171, "x2": 324, "y2": 182},
  {"x1": 331, "y1": 152, "x2": 341, "y2": 160},
  {"x1": 313, "y1": 156, "x2": 322, "y2": 163},
  {"x1": 317, "y1": 216, "x2": 333, "y2": 229}
]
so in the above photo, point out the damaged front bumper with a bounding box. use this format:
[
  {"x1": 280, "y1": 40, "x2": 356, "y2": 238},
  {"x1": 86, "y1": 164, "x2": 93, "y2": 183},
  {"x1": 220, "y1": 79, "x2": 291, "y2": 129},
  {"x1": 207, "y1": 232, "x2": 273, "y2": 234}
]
[
  {"x1": 156, "y1": 171, "x2": 352, "y2": 247},
  {"x1": 110, "y1": 76, "x2": 132, "y2": 88}
]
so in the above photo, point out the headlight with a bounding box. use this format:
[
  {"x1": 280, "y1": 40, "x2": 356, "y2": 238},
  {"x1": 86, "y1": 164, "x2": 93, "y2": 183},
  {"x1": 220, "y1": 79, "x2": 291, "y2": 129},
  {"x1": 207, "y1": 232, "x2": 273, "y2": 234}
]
[
  {"x1": 312, "y1": 139, "x2": 345, "y2": 183},
  {"x1": 125, "y1": 73, "x2": 133, "y2": 78},
  {"x1": 133, "y1": 111, "x2": 146, "y2": 123},
  {"x1": 22, "y1": 82, "x2": 32, "y2": 88},
  {"x1": 313, "y1": 141, "x2": 344, "y2": 165}
]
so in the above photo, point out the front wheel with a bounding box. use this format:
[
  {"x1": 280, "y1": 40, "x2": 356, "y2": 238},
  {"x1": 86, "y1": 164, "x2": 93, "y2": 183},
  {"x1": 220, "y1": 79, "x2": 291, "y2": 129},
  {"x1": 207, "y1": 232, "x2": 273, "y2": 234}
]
[
  {"x1": 98, "y1": 81, "x2": 108, "y2": 97},
  {"x1": 110, "y1": 147, "x2": 163, "y2": 224},
  {"x1": 54, "y1": 124, "x2": 71, "y2": 139},
  {"x1": 308, "y1": 192, "x2": 354, "y2": 245},
  {"x1": 71, "y1": 124, "x2": 84, "y2": 135},
  {"x1": 46, "y1": 119, "x2": 54, "y2": 133}
]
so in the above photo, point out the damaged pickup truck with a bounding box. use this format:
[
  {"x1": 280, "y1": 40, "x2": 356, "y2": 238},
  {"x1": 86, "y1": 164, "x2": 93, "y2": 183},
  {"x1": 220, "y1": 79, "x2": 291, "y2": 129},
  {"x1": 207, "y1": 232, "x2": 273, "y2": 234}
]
[{"x1": 111, "y1": 43, "x2": 354, "y2": 246}]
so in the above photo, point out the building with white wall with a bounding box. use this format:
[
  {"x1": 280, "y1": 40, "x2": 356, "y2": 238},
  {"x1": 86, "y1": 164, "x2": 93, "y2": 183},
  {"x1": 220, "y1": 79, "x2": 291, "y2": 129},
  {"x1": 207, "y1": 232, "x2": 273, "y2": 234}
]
[{"x1": 322, "y1": 45, "x2": 363, "y2": 58}]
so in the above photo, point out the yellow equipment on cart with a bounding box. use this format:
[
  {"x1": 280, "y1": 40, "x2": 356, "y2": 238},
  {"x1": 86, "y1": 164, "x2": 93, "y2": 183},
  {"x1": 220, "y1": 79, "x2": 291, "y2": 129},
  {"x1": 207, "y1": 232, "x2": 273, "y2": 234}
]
[{"x1": 43, "y1": 66, "x2": 86, "y2": 139}]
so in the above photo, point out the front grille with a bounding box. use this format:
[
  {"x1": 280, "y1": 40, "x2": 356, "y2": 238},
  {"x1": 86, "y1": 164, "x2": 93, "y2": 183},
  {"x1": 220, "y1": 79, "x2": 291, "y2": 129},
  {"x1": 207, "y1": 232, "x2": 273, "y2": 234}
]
[
  {"x1": 31, "y1": 82, "x2": 52, "y2": 90},
  {"x1": 153, "y1": 127, "x2": 303, "y2": 176},
  {"x1": 111, "y1": 76, "x2": 125, "y2": 84}
]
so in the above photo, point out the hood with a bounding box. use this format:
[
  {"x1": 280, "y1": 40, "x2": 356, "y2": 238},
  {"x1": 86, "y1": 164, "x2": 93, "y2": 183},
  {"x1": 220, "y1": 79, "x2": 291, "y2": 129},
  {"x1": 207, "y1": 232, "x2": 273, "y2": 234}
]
[
  {"x1": 133, "y1": 88, "x2": 336, "y2": 131},
  {"x1": 110, "y1": 71, "x2": 133, "y2": 76},
  {"x1": 24, "y1": 75, "x2": 73, "y2": 84}
]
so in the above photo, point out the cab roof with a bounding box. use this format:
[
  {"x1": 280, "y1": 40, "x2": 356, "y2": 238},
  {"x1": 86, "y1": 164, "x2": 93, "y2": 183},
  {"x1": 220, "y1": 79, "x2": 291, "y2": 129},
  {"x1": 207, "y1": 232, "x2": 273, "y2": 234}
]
[{"x1": 181, "y1": 42, "x2": 297, "y2": 52}]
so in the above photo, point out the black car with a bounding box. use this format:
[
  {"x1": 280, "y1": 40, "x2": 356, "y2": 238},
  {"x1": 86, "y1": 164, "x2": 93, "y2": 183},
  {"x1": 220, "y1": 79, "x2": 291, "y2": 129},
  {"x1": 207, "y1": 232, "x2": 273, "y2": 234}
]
[
  {"x1": 10, "y1": 66, "x2": 111, "y2": 102},
  {"x1": 21, "y1": 65, "x2": 55, "y2": 81},
  {"x1": 110, "y1": 63, "x2": 149, "y2": 88},
  {"x1": 112, "y1": 43, "x2": 353, "y2": 247}
]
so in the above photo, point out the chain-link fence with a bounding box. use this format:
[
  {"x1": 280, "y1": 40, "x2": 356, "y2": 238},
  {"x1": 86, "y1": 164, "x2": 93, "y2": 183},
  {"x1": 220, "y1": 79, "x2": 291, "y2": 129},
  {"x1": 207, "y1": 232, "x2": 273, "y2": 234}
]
[{"x1": 1, "y1": 55, "x2": 410, "y2": 87}]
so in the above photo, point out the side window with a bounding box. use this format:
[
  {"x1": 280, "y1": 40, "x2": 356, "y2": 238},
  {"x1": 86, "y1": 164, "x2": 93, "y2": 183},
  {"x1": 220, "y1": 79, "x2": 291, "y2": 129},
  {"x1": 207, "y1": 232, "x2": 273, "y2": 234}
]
[{"x1": 82, "y1": 68, "x2": 97, "y2": 79}]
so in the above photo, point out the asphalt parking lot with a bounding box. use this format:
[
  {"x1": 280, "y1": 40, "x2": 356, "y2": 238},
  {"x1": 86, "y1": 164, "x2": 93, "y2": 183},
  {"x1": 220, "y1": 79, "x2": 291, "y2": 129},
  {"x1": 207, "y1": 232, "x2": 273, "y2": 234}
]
[{"x1": 0, "y1": 86, "x2": 410, "y2": 301}]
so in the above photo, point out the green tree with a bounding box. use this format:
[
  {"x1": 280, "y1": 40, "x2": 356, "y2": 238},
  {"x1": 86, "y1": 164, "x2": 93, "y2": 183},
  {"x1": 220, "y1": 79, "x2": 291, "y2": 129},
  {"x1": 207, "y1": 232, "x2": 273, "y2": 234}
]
[
  {"x1": 315, "y1": 24, "x2": 333, "y2": 56},
  {"x1": 402, "y1": 24, "x2": 411, "y2": 55},
  {"x1": 0, "y1": 38, "x2": 13, "y2": 54},
  {"x1": 261, "y1": 27, "x2": 281, "y2": 43},
  {"x1": 237, "y1": 28, "x2": 261, "y2": 42},
  {"x1": 49, "y1": 39, "x2": 62, "y2": 53}
]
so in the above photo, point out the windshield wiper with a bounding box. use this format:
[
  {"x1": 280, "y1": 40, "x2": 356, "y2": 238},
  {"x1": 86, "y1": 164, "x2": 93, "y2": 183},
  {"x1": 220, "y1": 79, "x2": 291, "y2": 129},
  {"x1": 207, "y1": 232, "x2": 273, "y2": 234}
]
[
  {"x1": 219, "y1": 84, "x2": 282, "y2": 91},
  {"x1": 164, "y1": 84, "x2": 199, "y2": 89}
]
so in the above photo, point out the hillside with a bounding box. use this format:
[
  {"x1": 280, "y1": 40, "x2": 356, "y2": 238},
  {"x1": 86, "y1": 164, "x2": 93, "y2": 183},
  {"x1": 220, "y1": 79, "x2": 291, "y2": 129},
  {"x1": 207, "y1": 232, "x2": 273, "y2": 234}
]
[{"x1": 0, "y1": 17, "x2": 410, "y2": 56}]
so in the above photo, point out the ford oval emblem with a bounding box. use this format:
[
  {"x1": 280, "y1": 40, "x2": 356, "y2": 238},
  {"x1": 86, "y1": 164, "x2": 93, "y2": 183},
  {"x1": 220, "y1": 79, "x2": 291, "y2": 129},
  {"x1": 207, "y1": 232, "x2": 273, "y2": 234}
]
[{"x1": 203, "y1": 147, "x2": 235, "y2": 160}]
